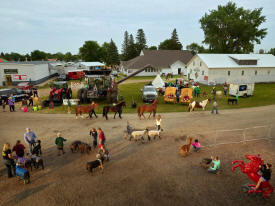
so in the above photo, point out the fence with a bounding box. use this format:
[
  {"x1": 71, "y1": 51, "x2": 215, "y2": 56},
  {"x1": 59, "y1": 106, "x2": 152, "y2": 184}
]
[{"x1": 200, "y1": 124, "x2": 274, "y2": 148}]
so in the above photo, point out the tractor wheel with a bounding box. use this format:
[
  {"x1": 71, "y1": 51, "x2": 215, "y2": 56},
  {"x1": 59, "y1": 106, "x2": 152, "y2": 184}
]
[
  {"x1": 42, "y1": 100, "x2": 50, "y2": 107},
  {"x1": 82, "y1": 89, "x2": 88, "y2": 103},
  {"x1": 77, "y1": 89, "x2": 83, "y2": 103}
]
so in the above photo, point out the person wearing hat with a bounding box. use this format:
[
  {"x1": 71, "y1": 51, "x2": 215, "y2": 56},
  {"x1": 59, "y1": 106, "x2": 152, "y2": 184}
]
[{"x1": 24, "y1": 128, "x2": 37, "y2": 153}]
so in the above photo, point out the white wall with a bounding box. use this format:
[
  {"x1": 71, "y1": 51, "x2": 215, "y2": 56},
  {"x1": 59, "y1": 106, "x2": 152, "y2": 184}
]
[
  {"x1": 187, "y1": 56, "x2": 209, "y2": 84},
  {"x1": 209, "y1": 67, "x2": 275, "y2": 84},
  {"x1": 33, "y1": 64, "x2": 51, "y2": 80},
  {"x1": 170, "y1": 60, "x2": 186, "y2": 75}
]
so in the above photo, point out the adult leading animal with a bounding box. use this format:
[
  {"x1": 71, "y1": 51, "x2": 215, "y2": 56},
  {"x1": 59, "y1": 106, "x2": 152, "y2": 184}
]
[
  {"x1": 137, "y1": 99, "x2": 158, "y2": 120},
  {"x1": 188, "y1": 99, "x2": 211, "y2": 112},
  {"x1": 102, "y1": 101, "x2": 126, "y2": 120},
  {"x1": 76, "y1": 103, "x2": 98, "y2": 119}
]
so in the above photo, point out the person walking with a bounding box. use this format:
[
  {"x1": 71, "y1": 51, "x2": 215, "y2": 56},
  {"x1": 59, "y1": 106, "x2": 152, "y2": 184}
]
[
  {"x1": 212, "y1": 87, "x2": 216, "y2": 100},
  {"x1": 97, "y1": 128, "x2": 106, "y2": 146},
  {"x1": 8, "y1": 97, "x2": 15, "y2": 112},
  {"x1": 33, "y1": 88, "x2": 38, "y2": 97},
  {"x1": 156, "y1": 115, "x2": 162, "y2": 131},
  {"x1": 211, "y1": 100, "x2": 219, "y2": 114},
  {"x1": 89, "y1": 101, "x2": 98, "y2": 118},
  {"x1": 24, "y1": 128, "x2": 37, "y2": 153},
  {"x1": 90, "y1": 128, "x2": 98, "y2": 149},
  {"x1": 55, "y1": 132, "x2": 67, "y2": 156},
  {"x1": 2, "y1": 143, "x2": 16, "y2": 178}
]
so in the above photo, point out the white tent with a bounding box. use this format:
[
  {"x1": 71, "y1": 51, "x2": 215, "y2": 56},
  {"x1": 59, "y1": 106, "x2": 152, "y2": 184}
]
[{"x1": 152, "y1": 74, "x2": 165, "y2": 88}]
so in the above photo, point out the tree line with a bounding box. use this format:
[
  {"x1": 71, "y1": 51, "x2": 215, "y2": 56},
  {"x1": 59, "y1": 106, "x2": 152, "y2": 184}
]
[{"x1": 1, "y1": 2, "x2": 274, "y2": 64}]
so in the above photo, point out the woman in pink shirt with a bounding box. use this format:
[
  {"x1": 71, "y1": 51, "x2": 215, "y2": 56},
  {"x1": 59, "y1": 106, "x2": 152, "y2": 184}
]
[{"x1": 192, "y1": 139, "x2": 201, "y2": 152}]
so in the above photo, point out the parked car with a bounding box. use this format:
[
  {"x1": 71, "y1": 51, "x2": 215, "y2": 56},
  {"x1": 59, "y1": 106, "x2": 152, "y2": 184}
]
[
  {"x1": 67, "y1": 70, "x2": 84, "y2": 80},
  {"x1": 142, "y1": 85, "x2": 158, "y2": 102},
  {"x1": 229, "y1": 83, "x2": 255, "y2": 97},
  {"x1": 57, "y1": 74, "x2": 68, "y2": 81},
  {"x1": 16, "y1": 82, "x2": 33, "y2": 91},
  {"x1": 0, "y1": 88, "x2": 28, "y2": 105}
]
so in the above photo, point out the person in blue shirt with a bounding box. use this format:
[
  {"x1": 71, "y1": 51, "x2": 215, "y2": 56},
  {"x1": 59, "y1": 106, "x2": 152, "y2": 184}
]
[{"x1": 24, "y1": 128, "x2": 37, "y2": 153}]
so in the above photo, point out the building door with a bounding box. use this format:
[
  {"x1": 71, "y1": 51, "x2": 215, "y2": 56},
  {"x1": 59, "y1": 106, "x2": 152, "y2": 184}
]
[
  {"x1": 178, "y1": 68, "x2": 181, "y2": 75},
  {"x1": 5, "y1": 75, "x2": 12, "y2": 86}
]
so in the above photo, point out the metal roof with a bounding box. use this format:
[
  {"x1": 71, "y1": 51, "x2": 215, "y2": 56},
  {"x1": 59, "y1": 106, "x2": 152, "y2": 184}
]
[
  {"x1": 197, "y1": 54, "x2": 275, "y2": 68},
  {"x1": 80, "y1": 62, "x2": 104, "y2": 67},
  {"x1": 0, "y1": 61, "x2": 50, "y2": 65}
]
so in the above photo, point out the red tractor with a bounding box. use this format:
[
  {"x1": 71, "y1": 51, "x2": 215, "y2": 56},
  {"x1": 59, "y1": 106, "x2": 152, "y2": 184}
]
[{"x1": 43, "y1": 81, "x2": 72, "y2": 107}]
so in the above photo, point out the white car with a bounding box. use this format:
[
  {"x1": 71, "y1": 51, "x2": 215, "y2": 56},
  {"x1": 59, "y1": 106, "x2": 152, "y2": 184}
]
[{"x1": 142, "y1": 85, "x2": 158, "y2": 102}]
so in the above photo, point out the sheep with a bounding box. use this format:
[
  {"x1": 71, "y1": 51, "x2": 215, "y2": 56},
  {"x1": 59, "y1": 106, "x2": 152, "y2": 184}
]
[
  {"x1": 130, "y1": 130, "x2": 148, "y2": 141},
  {"x1": 148, "y1": 130, "x2": 161, "y2": 141}
]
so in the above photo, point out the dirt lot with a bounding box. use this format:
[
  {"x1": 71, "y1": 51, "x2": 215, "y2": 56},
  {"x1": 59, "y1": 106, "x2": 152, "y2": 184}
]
[{"x1": 0, "y1": 105, "x2": 275, "y2": 206}]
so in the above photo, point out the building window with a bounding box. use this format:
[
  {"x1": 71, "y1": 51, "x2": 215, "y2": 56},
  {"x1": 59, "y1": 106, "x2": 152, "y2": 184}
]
[
  {"x1": 202, "y1": 71, "x2": 204, "y2": 75},
  {"x1": 200, "y1": 62, "x2": 202, "y2": 67},
  {"x1": 255, "y1": 70, "x2": 257, "y2": 75},
  {"x1": 268, "y1": 70, "x2": 271, "y2": 75},
  {"x1": 228, "y1": 71, "x2": 230, "y2": 76},
  {"x1": 242, "y1": 70, "x2": 244, "y2": 76}
]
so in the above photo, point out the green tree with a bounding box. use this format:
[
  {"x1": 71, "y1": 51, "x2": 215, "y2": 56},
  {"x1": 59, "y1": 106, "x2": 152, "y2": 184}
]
[
  {"x1": 186, "y1": 42, "x2": 207, "y2": 55},
  {"x1": 128, "y1": 34, "x2": 139, "y2": 59},
  {"x1": 31, "y1": 50, "x2": 47, "y2": 61},
  {"x1": 148, "y1": 46, "x2": 157, "y2": 50},
  {"x1": 79, "y1": 41, "x2": 102, "y2": 62},
  {"x1": 101, "y1": 39, "x2": 120, "y2": 65},
  {"x1": 64, "y1": 52, "x2": 73, "y2": 62},
  {"x1": 136, "y1": 28, "x2": 147, "y2": 53},
  {"x1": 121, "y1": 31, "x2": 129, "y2": 60},
  {"x1": 53, "y1": 52, "x2": 64, "y2": 61},
  {"x1": 158, "y1": 39, "x2": 182, "y2": 50},
  {"x1": 200, "y1": 2, "x2": 267, "y2": 53},
  {"x1": 171, "y1": 28, "x2": 182, "y2": 49},
  {"x1": 269, "y1": 48, "x2": 275, "y2": 56}
]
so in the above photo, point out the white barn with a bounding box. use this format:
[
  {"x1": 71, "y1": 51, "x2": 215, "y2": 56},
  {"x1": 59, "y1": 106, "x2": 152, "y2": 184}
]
[
  {"x1": 186, "y1": 54, "x2": 275, "y2": 84},
  {"x1": 0, "y1": 61, "x2": 57, "y2": 86},
  {"x1": 120, "y1": 50, "x2": 193, "y2": 76}
]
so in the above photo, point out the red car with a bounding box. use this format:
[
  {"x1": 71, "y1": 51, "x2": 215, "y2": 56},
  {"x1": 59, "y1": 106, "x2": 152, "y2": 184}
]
[
  {"x1": 16, "y1": 82, "x2": 33, "y2": 91},
  {"x1": 67, "y1": 70, "x2": 85, "y2": 80}
]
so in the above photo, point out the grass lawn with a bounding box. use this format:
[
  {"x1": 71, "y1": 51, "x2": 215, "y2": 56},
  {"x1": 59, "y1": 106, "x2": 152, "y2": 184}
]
[{"x1": 37, "y1": 81, "x2": 275, "y2": 114}]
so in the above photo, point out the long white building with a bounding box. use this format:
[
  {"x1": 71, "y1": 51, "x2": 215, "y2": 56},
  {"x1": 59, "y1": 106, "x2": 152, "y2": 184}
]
[
  {"x1": 186, "y1": 54, "x2": 275, "y2": 84},
  {"x1": 0, "y1": 61, "x2": 57, "y2": 86}
]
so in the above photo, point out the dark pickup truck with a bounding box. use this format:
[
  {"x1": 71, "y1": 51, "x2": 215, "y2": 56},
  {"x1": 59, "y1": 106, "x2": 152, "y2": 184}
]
[{"x1": 0, "y1": 88, "x2": 28, "y2": 105}]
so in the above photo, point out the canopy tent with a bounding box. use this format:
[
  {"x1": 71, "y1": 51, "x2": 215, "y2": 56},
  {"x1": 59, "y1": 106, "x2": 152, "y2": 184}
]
[
  {"x1": 152, "y1": 74, "x2": 165, "y2": 88},
  {"x1": 0, "y1": 58, "x2": 8, "y2": 63}
]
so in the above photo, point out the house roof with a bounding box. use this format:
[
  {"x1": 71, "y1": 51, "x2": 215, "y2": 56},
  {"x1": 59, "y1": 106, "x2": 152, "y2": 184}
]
[
  {"x1": 121, "y1": 50, "x2": 193, "y2": 69},
  {"x1": 80, "y1": 62, "x2": 104, "y2": 67},
  {"x1": 196, "y1": 54, "x2": 275, "y2": 68}
]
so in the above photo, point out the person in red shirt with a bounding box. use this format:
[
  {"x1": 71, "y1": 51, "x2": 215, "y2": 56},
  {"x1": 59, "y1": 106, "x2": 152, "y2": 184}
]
[
  {"x1": 97, "y1": 127, "x2": 106, "y2": 146},
  {"x1": 12, "y1": 140, "x2": 25, "y2": 158}
]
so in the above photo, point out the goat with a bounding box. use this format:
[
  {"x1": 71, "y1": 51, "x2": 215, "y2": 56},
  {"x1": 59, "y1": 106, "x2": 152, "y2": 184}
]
[
  {"x1": 148, "y1": 130, "x2": 161, "y2": 141},
  {"x1": 130, "y1": 129, "x2": 148, "y2": 141}
]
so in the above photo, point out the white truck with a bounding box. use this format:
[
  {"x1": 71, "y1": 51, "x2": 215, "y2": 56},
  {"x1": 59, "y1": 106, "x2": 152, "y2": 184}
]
[{"x1": 229, "y1": 83, "x2": 255, "y2": 97}]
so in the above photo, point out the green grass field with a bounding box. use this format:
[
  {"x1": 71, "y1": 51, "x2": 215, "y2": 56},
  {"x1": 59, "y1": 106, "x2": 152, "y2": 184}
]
[{"x1": 37, "y1": 81, "x2": 275, "y2": 114}]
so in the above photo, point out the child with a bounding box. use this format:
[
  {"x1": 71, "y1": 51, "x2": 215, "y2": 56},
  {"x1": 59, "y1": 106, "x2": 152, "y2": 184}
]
[
  {"x1": 253, "y1": 163, "x2": 272, "y2": 190},
  {"x1": 211, "y1": 100, "x2": 219, "y2": 114},
  {"x1": 67, "y1": 99, "x2": 71, "y2": 114},
  {"x1": 126, "y1": 121, "x2": 132, "y2": 135},
  {"x1": 156, "y1": 115, "x2": 162, "y2": 131},
  {"x1": 192, "y1": 139, "x2": 201, "y2": 152},
  {"x1": 208, "y1": 156, "x2": 221, "y2": 174},
  {"x1": 55, "y1": 132, "x2": 67, "y2": 156}
]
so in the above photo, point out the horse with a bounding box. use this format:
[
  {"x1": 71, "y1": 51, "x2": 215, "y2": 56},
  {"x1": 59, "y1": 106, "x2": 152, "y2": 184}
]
[
  {"x1": 137, "y1": 99, "x2": 158, "y2": 120},
  {"x1": 188, "y1": 99, "x2": 211, "y2": 112},
  {"x1": 180, "y1": 137, "x2": 193, "y2": 157},
  {"x1": 232, "y1": 154, "x2": 273, "y2": 198},
  {"x1": 76, "y1": 103, "x2": 98, "y2": 119},
  {"x1": 102, "y1": 101, "x2": 126, "y2": 120}
]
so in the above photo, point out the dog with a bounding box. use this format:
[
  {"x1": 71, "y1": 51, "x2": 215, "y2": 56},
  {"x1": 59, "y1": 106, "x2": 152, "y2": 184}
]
[
  {"x1": 86, "y1": 154, "x2": 104, "y2": 173},
  {"x1": 70, "y1": 140, "x2": 82, "y2": 153},
  {"x1": 79, "y1": 143, "x2": 92, "y2": 154},
  {"x1": 227, "y1": 98, "x2": 237, "y2": 105},
  {"x1": 32, "y1": 140, "x2": 42, "y2": 156},
  {"x1": 180, "y1": 137, "x2": 193, "y2": 157}
]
